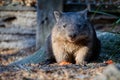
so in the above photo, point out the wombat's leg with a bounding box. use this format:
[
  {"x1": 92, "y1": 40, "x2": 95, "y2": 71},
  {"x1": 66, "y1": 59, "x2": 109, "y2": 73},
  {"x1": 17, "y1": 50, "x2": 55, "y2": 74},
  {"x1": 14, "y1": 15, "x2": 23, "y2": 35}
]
[
  {"x1": 75, "y1": 46, "x2": 89, "y2": 65},
  {"x1": 53, "y1": 44, "x2": 71, "y2": 63},
  {"x1": 54, "y1": 50, "x2": 70, "y2": 63}
]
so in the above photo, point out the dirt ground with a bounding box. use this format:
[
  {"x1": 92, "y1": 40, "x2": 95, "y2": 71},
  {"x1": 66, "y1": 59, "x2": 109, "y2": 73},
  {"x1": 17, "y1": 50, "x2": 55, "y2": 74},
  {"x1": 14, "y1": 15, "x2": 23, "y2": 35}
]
[{"x1": 0, "y1": 46, "x2": 110, "y2": 80}]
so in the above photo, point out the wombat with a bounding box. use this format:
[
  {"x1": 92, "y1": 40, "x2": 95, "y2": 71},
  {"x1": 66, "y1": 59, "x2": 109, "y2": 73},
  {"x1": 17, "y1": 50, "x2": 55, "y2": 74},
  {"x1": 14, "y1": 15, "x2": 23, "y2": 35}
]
[{"x1": 46, "y1": 9, "x2": 101, "y2": 65}]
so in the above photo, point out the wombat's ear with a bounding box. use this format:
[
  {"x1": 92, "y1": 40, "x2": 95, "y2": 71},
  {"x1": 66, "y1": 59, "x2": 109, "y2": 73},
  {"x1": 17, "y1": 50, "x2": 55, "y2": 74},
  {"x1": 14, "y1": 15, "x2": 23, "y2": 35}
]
[
  {"x1": 78, "y1": 9, "x2": 88, "y2": 20},
  {"x1": 54, "y1": 11, "x2": 62, "y2": 22}
]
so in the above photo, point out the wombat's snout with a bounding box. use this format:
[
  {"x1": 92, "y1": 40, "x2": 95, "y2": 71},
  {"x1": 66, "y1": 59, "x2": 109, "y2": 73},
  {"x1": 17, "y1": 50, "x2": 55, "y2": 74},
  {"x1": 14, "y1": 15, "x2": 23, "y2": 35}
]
[{"x1": 68, "y1": 33, "x2": 76, "y2": 39}]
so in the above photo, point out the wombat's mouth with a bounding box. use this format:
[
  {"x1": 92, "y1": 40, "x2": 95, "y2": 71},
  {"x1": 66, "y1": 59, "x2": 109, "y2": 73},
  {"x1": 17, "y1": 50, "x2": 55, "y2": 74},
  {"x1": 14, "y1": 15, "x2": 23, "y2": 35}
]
[
  {"x1": 67, "y1": 35, "x2": 89, "y2": 43},
  {"x1": 68, "y1": 39, "x2": 76, "y2": 43},
  {"x1": 67, "y1": 37, "x2": 77, "y2": 43}
]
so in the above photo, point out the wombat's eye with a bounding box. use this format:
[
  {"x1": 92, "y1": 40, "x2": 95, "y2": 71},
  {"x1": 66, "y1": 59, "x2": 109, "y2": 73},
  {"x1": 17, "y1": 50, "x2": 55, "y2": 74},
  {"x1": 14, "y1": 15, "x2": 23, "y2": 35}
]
[{"x1": 63, "y1": 24, "x2": 67, "y2": 28}]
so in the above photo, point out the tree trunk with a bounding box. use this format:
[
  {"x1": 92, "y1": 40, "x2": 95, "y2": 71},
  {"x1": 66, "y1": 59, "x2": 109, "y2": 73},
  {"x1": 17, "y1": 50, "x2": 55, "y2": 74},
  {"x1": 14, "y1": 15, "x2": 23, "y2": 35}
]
[{"x1": 36, "y1": 0, "x2": 63, "y2": 49}]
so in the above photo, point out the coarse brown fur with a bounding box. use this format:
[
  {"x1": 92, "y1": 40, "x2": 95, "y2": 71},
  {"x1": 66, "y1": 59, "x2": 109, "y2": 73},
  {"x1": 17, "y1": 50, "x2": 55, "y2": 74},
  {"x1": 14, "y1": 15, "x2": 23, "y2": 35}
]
[{"x1": 45, "y1": 9, "x2": 101, "y2": 65}]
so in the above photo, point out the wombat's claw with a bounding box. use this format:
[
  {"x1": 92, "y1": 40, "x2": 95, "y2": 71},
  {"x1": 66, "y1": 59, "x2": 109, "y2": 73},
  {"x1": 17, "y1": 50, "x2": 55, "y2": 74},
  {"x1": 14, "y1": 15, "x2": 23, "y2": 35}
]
[{"x1": 59, "y1": 61, "x2": 71, "y2": 66}]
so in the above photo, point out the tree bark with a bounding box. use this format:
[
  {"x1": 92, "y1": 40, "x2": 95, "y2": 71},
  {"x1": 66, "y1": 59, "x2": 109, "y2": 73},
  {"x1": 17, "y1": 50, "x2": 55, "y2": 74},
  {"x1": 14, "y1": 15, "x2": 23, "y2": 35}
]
[{"x1": 36, "y1": 0, "x2": 63, "y2": 49}]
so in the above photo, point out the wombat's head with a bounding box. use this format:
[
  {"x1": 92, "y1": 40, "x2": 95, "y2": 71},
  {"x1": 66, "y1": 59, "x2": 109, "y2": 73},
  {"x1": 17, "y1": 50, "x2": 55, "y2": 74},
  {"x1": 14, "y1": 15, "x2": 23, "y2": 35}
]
[{"x1": 54, "y1": 9, "x2": 90, "y2": 42}]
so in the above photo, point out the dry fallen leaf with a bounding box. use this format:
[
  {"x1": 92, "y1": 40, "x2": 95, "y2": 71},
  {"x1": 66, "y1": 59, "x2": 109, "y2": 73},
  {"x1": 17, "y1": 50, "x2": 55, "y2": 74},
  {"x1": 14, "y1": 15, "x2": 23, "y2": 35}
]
[{"x1": 105, "y1": 60, "x2": 114, "y2": 64}]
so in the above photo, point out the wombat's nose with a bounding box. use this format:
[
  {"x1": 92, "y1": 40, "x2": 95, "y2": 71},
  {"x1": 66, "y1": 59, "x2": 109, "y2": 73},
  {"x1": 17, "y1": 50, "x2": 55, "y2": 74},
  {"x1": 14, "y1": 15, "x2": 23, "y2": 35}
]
[{"x1": 69, "y1": 33, "x2": 76, "y2": 38}]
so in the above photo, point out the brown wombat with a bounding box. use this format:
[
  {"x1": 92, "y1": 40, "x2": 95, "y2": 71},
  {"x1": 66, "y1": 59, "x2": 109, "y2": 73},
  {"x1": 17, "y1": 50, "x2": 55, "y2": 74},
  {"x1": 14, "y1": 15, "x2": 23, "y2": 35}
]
[{"x1": 46, "y1": 9, "x2": 101, "y2": 65}]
